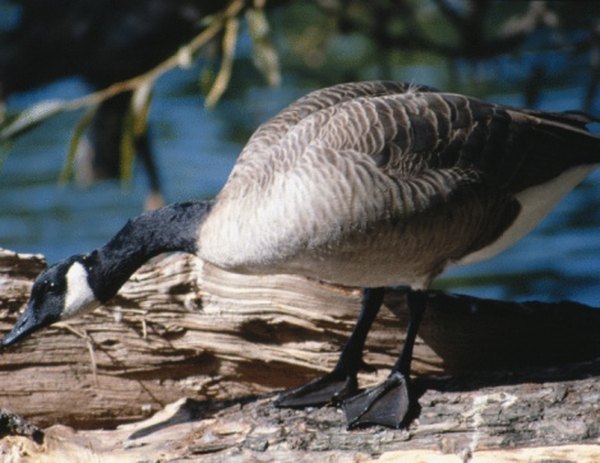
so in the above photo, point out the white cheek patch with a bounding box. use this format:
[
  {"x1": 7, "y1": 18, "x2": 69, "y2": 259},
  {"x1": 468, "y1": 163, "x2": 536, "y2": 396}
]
[{"x1": 63, "y1": 262, "x2": 100, "y2": 319}]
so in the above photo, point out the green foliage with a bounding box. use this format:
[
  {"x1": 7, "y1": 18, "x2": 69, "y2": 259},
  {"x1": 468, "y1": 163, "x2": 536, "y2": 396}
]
[
  {"x1": 120, "y1": 108, "x2": 136, "y2": 188},
  {"x1": 60, "y1": 106, "x2": 98, "y2": 184},
  {"x1": 1, "y1": 0, "x2": 598, "y2": 186},
  {"x1": 247, "y1": 6, "x2": 281, "y2": 87}
]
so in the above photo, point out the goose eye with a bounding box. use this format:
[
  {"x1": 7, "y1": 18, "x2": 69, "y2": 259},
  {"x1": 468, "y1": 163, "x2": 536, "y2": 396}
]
[{"x1": 40, "y1": 279, "x2": 57, "y2": 293}]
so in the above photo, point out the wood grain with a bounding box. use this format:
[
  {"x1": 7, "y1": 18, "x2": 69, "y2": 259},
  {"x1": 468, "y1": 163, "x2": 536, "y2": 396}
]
[{"x1": 0, "y1": 248, "x2": 598, "y2": 461}]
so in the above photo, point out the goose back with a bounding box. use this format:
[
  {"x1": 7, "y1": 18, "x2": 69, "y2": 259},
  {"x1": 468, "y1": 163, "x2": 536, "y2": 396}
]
[{"x1": 199, "y1": 81, "x2": 600, "y2": 288}]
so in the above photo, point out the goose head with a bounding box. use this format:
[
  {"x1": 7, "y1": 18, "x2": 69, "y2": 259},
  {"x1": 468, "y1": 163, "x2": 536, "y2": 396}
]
[
  {"x1": 2, "y1": 201, "x2": 211, "y2": 348},
  {"x1": 1, "y1": 255, "x2": 100, "y2": 347}
]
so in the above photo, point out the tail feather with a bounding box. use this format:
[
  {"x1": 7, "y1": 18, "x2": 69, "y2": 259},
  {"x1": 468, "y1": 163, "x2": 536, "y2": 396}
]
[{"x1": 521, "y1": 108, "x2": 599, "y2": 131}]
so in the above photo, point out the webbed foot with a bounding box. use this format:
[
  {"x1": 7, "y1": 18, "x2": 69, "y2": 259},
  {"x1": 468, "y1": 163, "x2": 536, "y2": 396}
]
[
  {"x1": 274, "y1": 370, "x2": 358, "y2": 408},
  {"x1": 341, "y1": 371, "x2": 410, "y2": 429}
]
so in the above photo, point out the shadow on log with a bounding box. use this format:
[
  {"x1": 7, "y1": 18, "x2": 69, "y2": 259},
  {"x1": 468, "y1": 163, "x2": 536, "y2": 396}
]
[{"x1": 0, "y1": 248, "x2": 598, "y2": 461}]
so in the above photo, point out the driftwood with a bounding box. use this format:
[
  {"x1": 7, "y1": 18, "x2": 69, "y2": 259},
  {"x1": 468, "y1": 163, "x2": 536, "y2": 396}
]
[{"x1": 0, "y1": 248, "x2": 599, "y2": 461}]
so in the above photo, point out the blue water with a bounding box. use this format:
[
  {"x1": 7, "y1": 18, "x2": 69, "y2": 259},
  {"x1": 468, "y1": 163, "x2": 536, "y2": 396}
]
[{"x1": 1, "y1": 69, "x2": 599, "y2": 306}]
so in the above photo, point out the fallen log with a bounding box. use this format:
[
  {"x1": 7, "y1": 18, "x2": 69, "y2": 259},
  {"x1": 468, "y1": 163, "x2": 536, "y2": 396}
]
[
  {"x1": 0, "y1": 247, "x2": 598, "y2": 461},
  {"x1": 1, "y1": 363, "x2": 599, "y2": 462}
]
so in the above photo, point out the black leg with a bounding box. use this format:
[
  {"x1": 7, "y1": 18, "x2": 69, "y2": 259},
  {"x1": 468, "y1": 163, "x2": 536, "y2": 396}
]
[
  {"x1": 275, "y1": 287, "x2": 385, "y2": 408},
  {"x1": 342, "y1": 289, "x2": 426, "y2": 428}
]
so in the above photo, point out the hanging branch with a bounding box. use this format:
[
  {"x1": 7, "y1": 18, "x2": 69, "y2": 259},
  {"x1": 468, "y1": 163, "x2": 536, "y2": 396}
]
[
  {"x1": 0, "y1": 0, "x2": 247, "y2": 142},
  {"x1": 205, "y1": 17, "x2": 241, "y2": 108}
]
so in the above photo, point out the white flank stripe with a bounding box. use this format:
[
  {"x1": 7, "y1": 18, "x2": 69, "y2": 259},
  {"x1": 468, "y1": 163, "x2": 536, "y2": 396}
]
[{"x1": 459, "y1": 164, "x2": 599, "y2": 265}]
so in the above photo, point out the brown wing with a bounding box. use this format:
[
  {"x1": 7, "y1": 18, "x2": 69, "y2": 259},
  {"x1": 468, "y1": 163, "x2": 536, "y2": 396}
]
[
  {"x1": 369, "y1": 91, "x2": 600, "y2": 194},
  {"x1": 239, "y1": 81, "x2": 438, "y2": 158}
]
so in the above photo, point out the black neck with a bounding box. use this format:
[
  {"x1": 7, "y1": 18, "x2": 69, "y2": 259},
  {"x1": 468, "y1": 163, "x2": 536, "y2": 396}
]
[{"x1": 87, "y1": 200, "x2": 212, "y2": 302}]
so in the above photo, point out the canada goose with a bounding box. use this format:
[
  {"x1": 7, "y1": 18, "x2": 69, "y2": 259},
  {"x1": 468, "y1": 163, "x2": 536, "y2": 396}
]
[{"x1": 3, "y1": 81, "x2": 600, "y2": 429}]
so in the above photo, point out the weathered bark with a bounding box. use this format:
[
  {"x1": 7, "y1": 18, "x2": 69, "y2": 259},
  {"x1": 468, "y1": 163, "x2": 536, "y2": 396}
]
[
  {"x1": 0, "y1": 248, "x2": 599, "y2": 461},
  {"x1": 1, "y1": 363, "x2": 599, "y2": 462}
]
